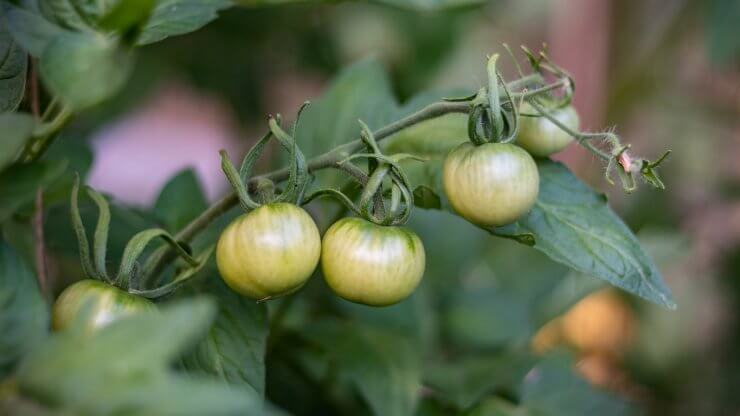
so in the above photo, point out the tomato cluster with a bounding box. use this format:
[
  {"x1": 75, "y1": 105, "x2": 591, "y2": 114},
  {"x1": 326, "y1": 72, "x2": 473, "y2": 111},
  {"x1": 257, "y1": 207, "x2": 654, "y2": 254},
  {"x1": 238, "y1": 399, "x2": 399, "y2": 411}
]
[
  {"x1": 216, "y1": 207, "x2": 425, "y2": 306},
  {"x1": 52, "y1": 103, "x2": 580, "y2": 325}
]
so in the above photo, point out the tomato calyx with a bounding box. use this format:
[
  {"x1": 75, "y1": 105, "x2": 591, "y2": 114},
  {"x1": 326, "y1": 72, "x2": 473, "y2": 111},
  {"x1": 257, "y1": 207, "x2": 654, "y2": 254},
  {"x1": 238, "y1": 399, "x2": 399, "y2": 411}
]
[
  {"x1": 70, "y1": 175, "x2": 211, "y2": 300},
  {"x1": 303, "y1": 120, "x2": 421, "y2": 227}
]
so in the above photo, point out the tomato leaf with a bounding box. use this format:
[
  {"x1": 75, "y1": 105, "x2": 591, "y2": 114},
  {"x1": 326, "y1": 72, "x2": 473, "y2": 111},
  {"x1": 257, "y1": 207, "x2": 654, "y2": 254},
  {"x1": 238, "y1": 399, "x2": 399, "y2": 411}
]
[
  {"x1": 0, "y1": 160, "x2": 67, "y2": 223},
  {"x1": 181, "y1": 276, "x2": 269, "y2": 397},
  {"x1": 0, "y1": 22, "x2": 27, "y2": 113},
  {"x1": 494, "y1": 161, "x2": 676, "y2": 309},
  {"x1": 424, "y1": 352, "x2": 536, "y2": 410},
  {"x1": 521, "y1": 353, "x2": 635, "y2": 416},
  {"x1": 39, "y1": 32, "x2": 133, "y2": 110},
  {"x1": 1, "y1": 2, "x2": 68, "y2": 57},
  {"x1": 136, "y1": 0, "x2": 233, "y2": 45},
  {"x1": 153, "y1": 169, "x2": 208, "y2": 232},
  {"x1": 0, "y1": 240, "x2": 49, "y2": 378},
  {"x1": 301, "y1": 320, "x2": 421, "y2": 416},
  {"x1": 16, "y1": 298, "x2": 268, "y2": 415},
  {"x1": 0, "y1": 113, "x2": 36, "y2": 171},
  {"x1": 297, "y1": 59, "x2": 398, "y2": 159}
]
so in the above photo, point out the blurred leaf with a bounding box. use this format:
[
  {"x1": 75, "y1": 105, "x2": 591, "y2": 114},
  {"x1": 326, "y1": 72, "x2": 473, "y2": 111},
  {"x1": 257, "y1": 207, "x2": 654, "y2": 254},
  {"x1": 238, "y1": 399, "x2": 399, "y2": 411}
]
[
  {"x1": 40, "y1": 32, "x2": 133, "y2": 110},
  {"x1": 39, "y1": 0, "x2": 115, "y2": 31},
  {"x1": 0, "y1": 160, "x2": 67, "y2": 222},
  {"x1": 1, "y1": 2, "x2": 67, "y2": 57},
  {"x1": 99, "y1": 0, "x2": 157, "y2": 36},
  {"x1": 0, "y1": 240, "x2": 49, "y2": 378},
  {"x1": 153, "y1": 168, "x2": 208, "y2": 232},
  {"x1": 436, "y1": 233, "x2": 565, "y2": 349},
  {"x1": 494, "y1": 161, "x2": 675, "y2": 309},
  {"x1": 425, "y1": 352, "x2": 536, "y2": 410},
  {"x1": 17, "y1": 298, "x2": 264, "y2": 415},
  {"x1": 137, "y1": 0, "x2": 233, "y2": 45},
  {"x1": 181, "y1": 275, "x2": 269, "y2": 397},
  {"x1": 297, "y1": 59, "x2": 398, "y2": 158},
  {"x1": 706, "y1": 0, "x2": 740, "y2": 64},
  {"x1": 0, "y1": 22, "x2": 27, "y2": 113},
  {"x1": 521, "y1": 353, "x2": 635, "y2": 416},
  {"x1": 303, "y1": 320, "x2": 421, "y2": 416},
  {"x1": 0, "y1": 113, "x2": 35, "y2": 171},
  {"x1": 467, "y1": 397, "x2": 529, "y2": 416},
  {"x1": 413, "y1": 185, "x2": 441, "y2": 209}
]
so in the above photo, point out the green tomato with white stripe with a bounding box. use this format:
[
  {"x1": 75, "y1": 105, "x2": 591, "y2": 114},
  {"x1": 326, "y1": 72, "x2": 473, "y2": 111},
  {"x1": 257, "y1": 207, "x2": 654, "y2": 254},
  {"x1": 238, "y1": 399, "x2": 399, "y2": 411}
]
[
  {"x1": 216, "y1": 202, "x2": 321, "y2": 300},
  {"x1": 52, "y1": 279, "x2": 155, "y2": 332},
  {"x1": 443, "y1": 142, "x2": 539, "y2": 227},
  {"x1": 321, "y1": 217, "x2": 425, "y2": 307}
]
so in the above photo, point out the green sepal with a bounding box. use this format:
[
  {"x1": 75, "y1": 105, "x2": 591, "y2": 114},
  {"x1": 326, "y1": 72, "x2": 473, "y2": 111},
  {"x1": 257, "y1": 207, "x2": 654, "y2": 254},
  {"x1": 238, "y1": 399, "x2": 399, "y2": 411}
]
[
  {"x1": 84, "y1": 187, "x2": 111, "y2": 280},
  {"x1": 131, "y1": 246, "x2": 214, "y2": 299},
  {"x1": 70, "y1": 175, "x2": 101, "y2": 281},
  {"x1": 118, "y1": 229, "x2": 200, "y2": 290}
]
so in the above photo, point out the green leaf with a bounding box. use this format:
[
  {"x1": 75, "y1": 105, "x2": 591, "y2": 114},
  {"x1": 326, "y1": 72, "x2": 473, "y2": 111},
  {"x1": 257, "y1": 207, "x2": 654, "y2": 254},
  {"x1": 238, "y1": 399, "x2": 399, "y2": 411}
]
[
  {"x1": 17, "y1": 298, "x2": 264, "y2": 415},
  {"x1": 521, "y1": 353, "x2": 635, "y2": 416},
  {"x1": 412, "y1": 185, "x2": 441, "y2": 209},
  {"x1": 0, "y1": 113, "x2": 36, "y2": 171},
  {"x1": 136, "y1": 0, "x2": 233, "y2": 45},
  {"x1": 494, "y1": 161, "x2": 675, "y2": 309},
  {"x1": 424, "y1": 352, "x2": 536, "y2": 410},
  {"x1": 1, "y1": 2, "x2": 68, "y2": 57},
  {"x1": 39, "y1": 32, "x2": 132, "y2": 110},
  {"x1": 0, "y1": 240, "x2": 49, "y2": 378},
  {"x1": 302, "y1": 320, "x2": 421, "y2": 416},
  {"x1": 297, "y1": 59, "x2": 398, "y2": 159},
  {"x1": 181, "y1": 276, "x2": 269, "y2": 397},
  {"x1": 467, "y1": 397, "x2": 530, "y2": 416},
  {"x1": 0, "y1": 22, "x2": 27, "y2": 113},
  {"x1": 39, "y1": 0, "x2": 117, "y2": 31},
  {"x1": 98, "y1": 0, "x2": 157, "y2": 35},
  {"x1": 153, "y1": 168, "x2": 208, "y2": 232},
  {"x1": 0, "y1": 160, "x2": 67, "y2": 223}
]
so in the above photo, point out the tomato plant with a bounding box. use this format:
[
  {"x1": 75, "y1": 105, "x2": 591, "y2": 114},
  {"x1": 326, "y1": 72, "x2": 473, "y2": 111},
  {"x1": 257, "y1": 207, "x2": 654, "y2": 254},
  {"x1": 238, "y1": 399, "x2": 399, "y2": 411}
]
[{"x1": 0, "y1": 1, "x2": 700, "y2": 415}]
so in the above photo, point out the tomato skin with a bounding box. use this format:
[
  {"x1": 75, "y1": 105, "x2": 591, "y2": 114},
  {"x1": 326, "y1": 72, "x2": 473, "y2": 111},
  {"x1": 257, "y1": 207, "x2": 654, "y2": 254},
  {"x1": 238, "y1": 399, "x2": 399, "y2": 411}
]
[
  {"x1": 321, "y1": 217, "x2": 425, "y2": 306},
  {"x1": 52, "y1": 279, "x2": 155, "y2": 332},
  {"x1": 216, "y1": 202, "x2": 321, "y2": 299},
  {"x1": 443, "y1": 142, "x2": 539, "y2": 227},
  {"x1": 516, "y1": 102, "x2": 579, "y2": 157}
]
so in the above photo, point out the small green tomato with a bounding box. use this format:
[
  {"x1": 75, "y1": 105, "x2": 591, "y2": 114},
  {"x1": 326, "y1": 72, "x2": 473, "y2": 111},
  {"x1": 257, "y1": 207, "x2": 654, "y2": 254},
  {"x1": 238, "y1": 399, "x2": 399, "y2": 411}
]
[
  {"x1": 52, "y1": 279, "x2": 155, "y2": 332},
  {"x1": 321, "y1": 217, "x2": 425, "y2": 307},
  {"x1": 216, "y1": 202, "x2": 321, "y2": 300},
  {"x1": 443, "y1": 142, "x2": 539, "y2": 227},
  {"x1": 516, "y1": 102, "x2": 579, "y2": 157}
]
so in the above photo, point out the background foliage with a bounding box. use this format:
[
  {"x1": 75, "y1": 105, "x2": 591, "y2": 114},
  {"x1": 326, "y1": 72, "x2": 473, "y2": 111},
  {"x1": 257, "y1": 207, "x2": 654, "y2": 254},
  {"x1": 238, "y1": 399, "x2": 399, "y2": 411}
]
[{"x1": 1, "y1": 0, "x2": 738, "y2": 415}]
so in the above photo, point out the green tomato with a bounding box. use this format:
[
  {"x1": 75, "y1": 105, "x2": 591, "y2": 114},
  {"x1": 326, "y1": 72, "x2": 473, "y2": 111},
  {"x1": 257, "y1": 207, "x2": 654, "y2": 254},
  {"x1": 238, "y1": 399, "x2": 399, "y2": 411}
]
[
  {"x1": 321, "y1": 217, "x2": 425, "y2": 306},
  {"x1": 52, "y1": 279, "x2": 155, "y2": 332},
  {"x1": 516, "y1": 102, "x2": 579, "y2": 157},
  {"x1": 216, "y1": 202, "x2": 321, "y2": 300},
  {"x1": 443, "y1": 142, "x2": 539, "y2": 227}
]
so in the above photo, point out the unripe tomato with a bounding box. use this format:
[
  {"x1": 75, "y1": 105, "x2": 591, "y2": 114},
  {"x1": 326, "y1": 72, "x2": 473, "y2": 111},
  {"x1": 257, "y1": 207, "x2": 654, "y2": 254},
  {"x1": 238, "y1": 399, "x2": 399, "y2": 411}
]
[
  {"x1": 52, "y1": 279, "x2": 155, "y2": 332},
  {"x1": 516, "y1": 102, "x2": 579, "y2": 157},
  {"x1": 443, "y1": 142, "x2": 539, "y2": 227},
  {"x1": 216, "y1": 202, "x2": 321, "y2": 299},
  {"x1": 321, "y1": 217, "x2": 425, "y2": 306}
]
